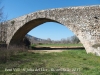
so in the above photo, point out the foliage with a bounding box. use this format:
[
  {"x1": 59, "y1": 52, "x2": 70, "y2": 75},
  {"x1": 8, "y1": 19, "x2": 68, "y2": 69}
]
[{"x1": 11, "y1": 20, "x2": 15, "y2": 25}]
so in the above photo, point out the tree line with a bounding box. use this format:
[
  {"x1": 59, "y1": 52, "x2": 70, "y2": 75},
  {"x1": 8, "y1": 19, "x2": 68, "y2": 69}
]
[{"x1": 26, "y1": 35, "x2": 80, "y2": 45}]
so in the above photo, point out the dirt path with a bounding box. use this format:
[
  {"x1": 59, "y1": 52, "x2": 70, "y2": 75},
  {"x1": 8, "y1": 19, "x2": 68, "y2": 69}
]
[{"x1": 28, "y1": 50, "x2": 64, "y2": 53}]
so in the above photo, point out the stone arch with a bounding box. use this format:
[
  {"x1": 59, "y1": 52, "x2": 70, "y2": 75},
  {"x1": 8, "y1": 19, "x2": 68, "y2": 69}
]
[
  {"x1": 6, "y1": 5, "x2": 100, "y2": 55},
  {"x1": 9, "y1": 18, "x2": 71, "y2": 43},
  {"x1": 10, "y1": 18, "x2": 59, "y2": 44},
  {"x1": 9, "y1": 17, "x2": 84, "y2": 50}
]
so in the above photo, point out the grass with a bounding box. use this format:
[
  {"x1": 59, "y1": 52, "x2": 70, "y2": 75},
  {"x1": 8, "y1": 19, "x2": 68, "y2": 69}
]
[
  {"x1": 34, "y1": 43, "x2": 83, "y2": 47},
  {"x1": 0, "y1": 49, "x2": 100, "y2": 75}
]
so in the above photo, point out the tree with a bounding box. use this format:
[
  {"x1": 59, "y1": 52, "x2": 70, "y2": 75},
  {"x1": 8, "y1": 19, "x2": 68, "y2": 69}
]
[
  {"x1": 23, "y1": 36, "x2": 31, "y2": 49},
  {"x1": 0, "y1": 2, "x2": 7, "y2": 43},
  {"x1": 70, "y1": 35, "x2": 80, "y2": 44},
  {"x1": 0, "y1": 1, "x2": 5, "y2": 22},
  {"x1": 61, "y1": 38, "x2": 66, "y2": 44},
  {"x1": 0, "y1": 7, "x2": 3, "y2": 22},
  {"x1": 66, "y1": 37, "x2": 71, "y2": 43}
]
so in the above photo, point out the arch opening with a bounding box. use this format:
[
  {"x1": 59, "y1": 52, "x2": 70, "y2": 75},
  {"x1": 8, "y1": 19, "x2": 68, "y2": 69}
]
[
  {"x1": 9, "y1": 18, "x2": 83, "y2": 49},
  {"x1": 28, "y1": 22, "x2": 74, "y2": 41}
]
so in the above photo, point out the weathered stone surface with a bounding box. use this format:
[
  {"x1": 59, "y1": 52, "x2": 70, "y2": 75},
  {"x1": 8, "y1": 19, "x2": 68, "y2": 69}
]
[{"x1": 0, "y1": 5, "x2": 100, "y2": 55}]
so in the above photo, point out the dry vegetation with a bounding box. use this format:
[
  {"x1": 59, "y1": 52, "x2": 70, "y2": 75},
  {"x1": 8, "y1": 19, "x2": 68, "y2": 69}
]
[{"x1": 0, "y1": 45, "x2": 27, "y2": 63}]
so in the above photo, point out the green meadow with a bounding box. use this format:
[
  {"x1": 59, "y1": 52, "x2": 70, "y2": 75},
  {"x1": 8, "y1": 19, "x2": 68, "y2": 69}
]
[{"x1": 0, "y1": 48, "x2": 100, "y2": 75}]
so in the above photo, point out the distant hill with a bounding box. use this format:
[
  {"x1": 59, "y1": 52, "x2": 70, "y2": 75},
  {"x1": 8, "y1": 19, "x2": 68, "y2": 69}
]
[{"x1": 25, "y1": 34, "x2": 46, "y2": 44}]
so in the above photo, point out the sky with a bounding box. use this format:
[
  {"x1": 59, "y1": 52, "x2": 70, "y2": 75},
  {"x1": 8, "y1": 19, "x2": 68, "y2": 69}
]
[{"x1": 1, "y1": 0, "x2": 100, "y2": 40}]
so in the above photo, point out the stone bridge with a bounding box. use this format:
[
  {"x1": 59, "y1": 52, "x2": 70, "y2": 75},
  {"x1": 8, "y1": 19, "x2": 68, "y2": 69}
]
[{"x1": 0, "y1": 5, "x2": 100, "y2": 55}]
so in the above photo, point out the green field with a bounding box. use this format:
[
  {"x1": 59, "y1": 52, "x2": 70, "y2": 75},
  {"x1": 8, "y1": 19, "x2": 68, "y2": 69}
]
[
  {"x1": 0, "y1": 49, "x2": 100, "y2": 75},
  {"x1": 32, "y1": 43, "x2": 83, "y2": 47}
]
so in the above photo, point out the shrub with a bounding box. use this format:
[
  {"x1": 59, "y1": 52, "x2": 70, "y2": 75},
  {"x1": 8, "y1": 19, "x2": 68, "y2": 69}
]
[{"x1": 0, "y1": 45, "x2": 27, "y2": 63}]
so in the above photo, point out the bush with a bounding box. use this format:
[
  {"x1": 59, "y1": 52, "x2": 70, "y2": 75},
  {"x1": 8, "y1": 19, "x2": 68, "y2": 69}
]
[
  {"x1": 31, "y1": 44, "x2": 37, "y2": 47},
  {"x1": 38, "y1": 43, "x2": 43, "y2": 45},
  {"x1": 0, "y1": 45, "x2": 27, "y2": 63}
]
